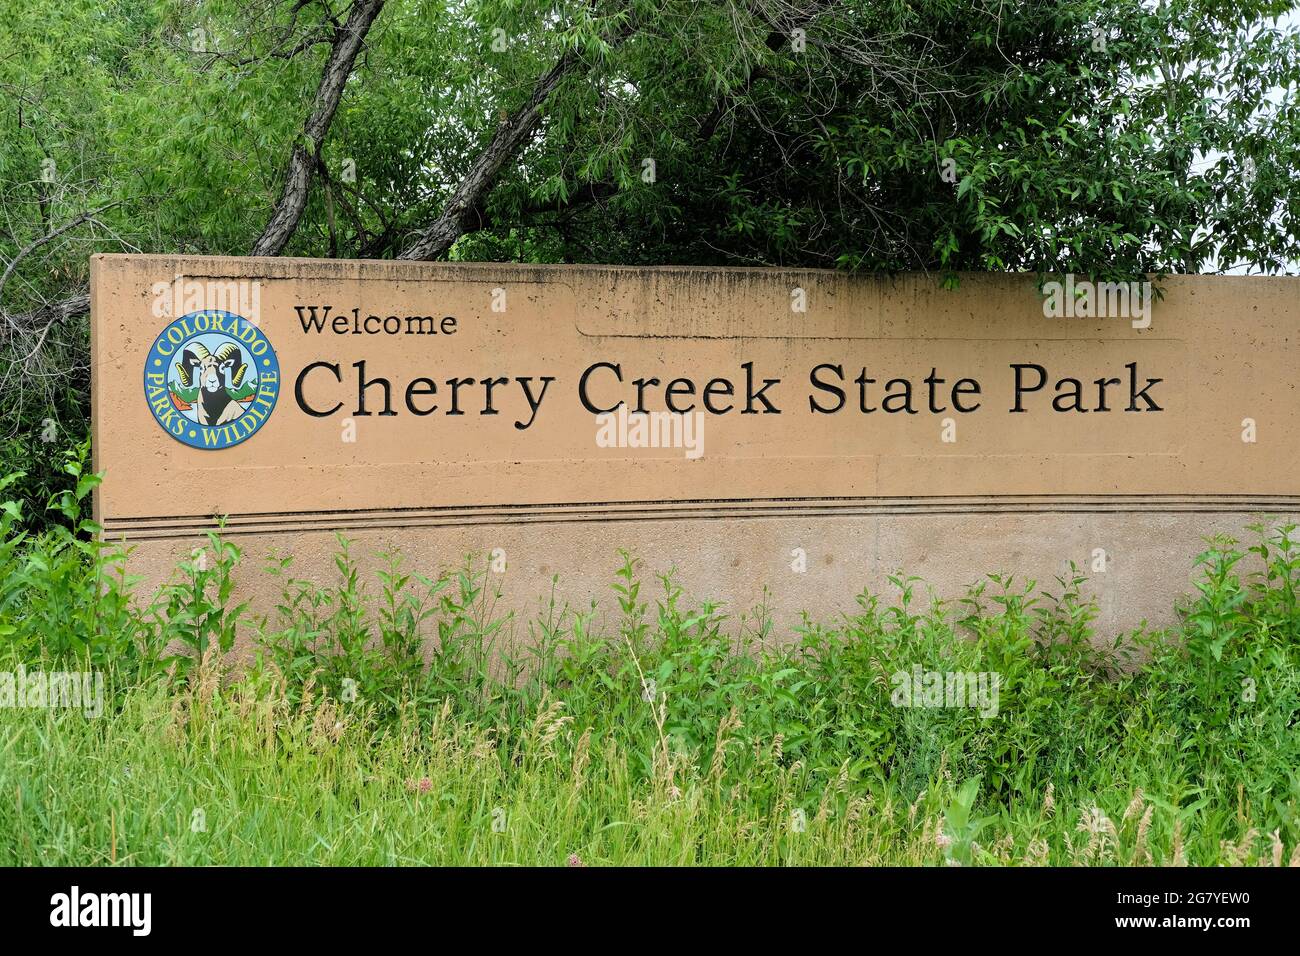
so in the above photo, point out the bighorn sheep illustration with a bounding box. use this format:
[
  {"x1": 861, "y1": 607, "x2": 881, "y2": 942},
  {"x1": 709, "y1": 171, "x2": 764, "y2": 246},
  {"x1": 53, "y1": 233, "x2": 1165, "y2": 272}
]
[{"x1": 174, "y1": 342, "x2": 249, "y2": 426}]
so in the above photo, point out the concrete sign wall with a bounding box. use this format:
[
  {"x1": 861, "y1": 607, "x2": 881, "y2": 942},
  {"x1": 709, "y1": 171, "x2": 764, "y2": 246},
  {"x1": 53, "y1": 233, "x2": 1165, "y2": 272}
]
[{"x1": 92, "y1": 255, "x2": 1300, "y2": 639}]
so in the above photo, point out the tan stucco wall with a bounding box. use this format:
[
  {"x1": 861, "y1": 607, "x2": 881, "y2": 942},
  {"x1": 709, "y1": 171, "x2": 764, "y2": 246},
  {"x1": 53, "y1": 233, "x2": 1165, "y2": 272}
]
[{"x1": 91, "y1": 256, "x2": 1300, "y2": 645}]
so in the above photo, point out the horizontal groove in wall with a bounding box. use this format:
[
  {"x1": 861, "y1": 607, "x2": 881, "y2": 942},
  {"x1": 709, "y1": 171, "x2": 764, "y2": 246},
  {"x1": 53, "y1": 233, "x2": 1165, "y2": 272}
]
[{"x1": 100, "y1": 495, "x2": 1300, "y2": 541}]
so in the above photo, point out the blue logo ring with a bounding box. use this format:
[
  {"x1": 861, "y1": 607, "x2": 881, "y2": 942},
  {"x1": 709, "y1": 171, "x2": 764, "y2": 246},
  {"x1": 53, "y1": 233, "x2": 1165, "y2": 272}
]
[{"x1": 143, "y1": 310, "x2": 280, "y2": 450}]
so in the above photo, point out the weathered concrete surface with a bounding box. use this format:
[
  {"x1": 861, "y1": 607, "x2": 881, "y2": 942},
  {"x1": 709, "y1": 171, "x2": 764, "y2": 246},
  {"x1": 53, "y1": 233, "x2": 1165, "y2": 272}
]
[
  {"x1": 90, "y1": 256, "x2": 1300, "y2": 646},
  {"x1": 107, "y1": 509, "x2": 1295, "y2": 651}
]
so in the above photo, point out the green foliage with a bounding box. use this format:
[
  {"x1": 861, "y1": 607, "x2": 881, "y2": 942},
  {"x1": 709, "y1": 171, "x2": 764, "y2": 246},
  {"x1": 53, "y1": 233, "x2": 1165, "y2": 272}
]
[
  {"x1": 159, "y1": 529, "x2": 248, "y2": 672},
  {"x1": 0, "y1": 442, "x2": 156, "y2": 685},
  {"x1": 941, "y1": 778, "x2": 994, "y2": 866},
  {"x1": 1138, "y1": 523, "x2": 1300, "y2": 803},
  {"x1": 2, "y1": 456, "x2": 1298, "y2": 863},
  {"x1": 254, "y1": 536, "x2": 448, "y2": 713}
]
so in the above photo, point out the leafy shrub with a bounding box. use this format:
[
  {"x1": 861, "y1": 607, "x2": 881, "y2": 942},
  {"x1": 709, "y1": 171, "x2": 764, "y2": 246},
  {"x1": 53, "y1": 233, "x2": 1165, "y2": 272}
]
[
  {"x1": 1, "y1": 456, "x2": 1298, "y2": 863},
  {"x1": 0, "y1": 443, "x2": 160, "y2": 686}
]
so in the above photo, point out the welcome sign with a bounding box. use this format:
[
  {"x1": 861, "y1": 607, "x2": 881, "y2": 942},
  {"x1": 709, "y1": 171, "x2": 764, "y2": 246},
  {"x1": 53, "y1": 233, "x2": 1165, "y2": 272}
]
[{"x1": 92, "y1": 256, "x2": 1300, "y2": 633}]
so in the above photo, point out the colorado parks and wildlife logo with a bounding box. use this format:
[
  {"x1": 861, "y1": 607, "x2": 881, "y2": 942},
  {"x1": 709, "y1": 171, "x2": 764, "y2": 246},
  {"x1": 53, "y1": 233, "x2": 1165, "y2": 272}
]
[{"x1": 143, "y1": 310, "x2": 280, "y2": 449}]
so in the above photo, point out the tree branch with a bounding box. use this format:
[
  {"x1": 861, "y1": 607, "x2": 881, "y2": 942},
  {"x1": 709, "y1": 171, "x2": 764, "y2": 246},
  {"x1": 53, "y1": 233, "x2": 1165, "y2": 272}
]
[
  {"x1": 250, "y1": 0, "x2": 385, "y2": 257},
  {"x1": 398, "y1": 17, "x2": 638, "y2": 261},
  {"x1": 0, "y1": 202, "x2": 118, "y2": 310},
  {"x1": 5, "y1": 293, "x2": 90, "y2": 332},
  {"x1": 522, "y1": 180, "x2": 622, "y2": 218}
]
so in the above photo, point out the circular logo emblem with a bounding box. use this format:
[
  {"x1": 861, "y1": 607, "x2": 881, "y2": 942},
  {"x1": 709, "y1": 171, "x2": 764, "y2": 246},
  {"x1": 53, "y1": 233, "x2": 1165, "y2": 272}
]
[{"x1": 143, "y1": 310, "x2": 280, "y2": 449}]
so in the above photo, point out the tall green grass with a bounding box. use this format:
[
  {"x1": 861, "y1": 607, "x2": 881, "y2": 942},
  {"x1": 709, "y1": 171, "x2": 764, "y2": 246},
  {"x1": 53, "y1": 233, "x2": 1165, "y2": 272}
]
[{"x1": 0, "y1": 445, "x2": 1298, "y2": 865}]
